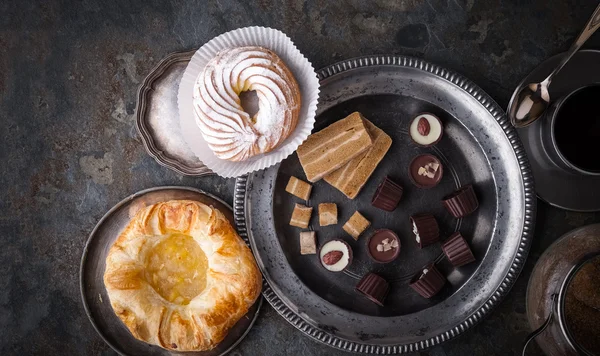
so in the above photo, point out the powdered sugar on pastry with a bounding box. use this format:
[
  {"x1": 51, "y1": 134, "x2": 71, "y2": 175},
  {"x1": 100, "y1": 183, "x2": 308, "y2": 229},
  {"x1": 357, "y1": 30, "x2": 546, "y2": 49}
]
[{"x1": 193, "y1": 46, "x2": 301, "y2": 162}]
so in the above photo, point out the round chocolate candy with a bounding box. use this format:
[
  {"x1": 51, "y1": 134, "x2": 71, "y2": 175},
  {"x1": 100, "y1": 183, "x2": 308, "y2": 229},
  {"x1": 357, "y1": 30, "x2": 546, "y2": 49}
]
[
  {"x1": 442, "y1": 184, "x2": 479, "y2": 218},
  {"x1": 408, "y1": 154, "x2": 443, "y2": 189},
  {"x1": 367, "y1": 229, "x2": 401, "y2": 263},
  {"x1": 409, "y1": 113, "x2": 443, "y2": 147},
  {"x1": 355, "y1": 272, "x2": 390, "y2": 306},
  {"x1": 319, "y1": 239, "x2": 353, "y2": 272}
]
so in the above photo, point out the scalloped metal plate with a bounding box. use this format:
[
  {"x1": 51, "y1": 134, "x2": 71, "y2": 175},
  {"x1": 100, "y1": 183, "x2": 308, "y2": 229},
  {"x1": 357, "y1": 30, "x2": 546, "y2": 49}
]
[
  {"x1": 135, "y1": 51, "x2": 213, "y2": 176},
  {"x1": 234, "y1": 55, "x2": 536, "y2": 353}
]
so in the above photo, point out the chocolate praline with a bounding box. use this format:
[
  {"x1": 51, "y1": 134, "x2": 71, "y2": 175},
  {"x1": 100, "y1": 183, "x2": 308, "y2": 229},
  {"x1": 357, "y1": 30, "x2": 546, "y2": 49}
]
[
  {"x1": 318, "y1": 239, "x2": 353, "y2": 272},
  {"x1": 408, "y1": 263, "x2": 446, "y2": 299},
  {"x1": 355, "y1": 272, "x2": 390, "y2": 306},
  {"x1": 409, "y1": 112, "x2": 443, "y2": 147},
  {"x1": 410, "y1": 214, "x2": 440, "y2": 248},
  {"x1": 367, "y1": 229, "x2": 401, "y2": 263},
  {"x1": 408, "y1": 154, "x2": 443, "y2": 189},
  {"x1": 442, "y1": 184, "x2": 479, "y2": 218},
  {"x1": 371, "y1": 176, "x2": 403, "y2": 211},
  {"x1": 442, "y1": 232, "x2": 476, "y2": 267}
]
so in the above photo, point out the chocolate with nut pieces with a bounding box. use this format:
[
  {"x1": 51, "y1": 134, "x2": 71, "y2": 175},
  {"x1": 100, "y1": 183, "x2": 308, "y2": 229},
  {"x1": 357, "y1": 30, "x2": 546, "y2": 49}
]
[
  {"x1": 410, "y1": 214, "x2": 440, "y2": 248},
  {"x1": 409, "y1": 263, "x2": 446, "y2": 298}
]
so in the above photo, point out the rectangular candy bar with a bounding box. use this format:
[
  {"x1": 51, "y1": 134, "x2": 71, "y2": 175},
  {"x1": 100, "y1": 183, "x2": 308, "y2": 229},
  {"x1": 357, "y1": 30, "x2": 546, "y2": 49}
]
[
  {"x1": 343, "y1": 211, "x2": 370, "y2": 240},
  {"x1": 296, "y1": 112, "x2": 374, "y2": 182},
  {"x1": 289, "y1": 203, "x2": 313, "y2": 229},
  {"x1": 324, "y1": 119, "x2": 392, "y2": 199},
  {"x1": 299, "y1": 231, "x2": 317, "y2": 255},
  {"x1": 285, "y1": 176, "x2": 312, "y2": 201}
]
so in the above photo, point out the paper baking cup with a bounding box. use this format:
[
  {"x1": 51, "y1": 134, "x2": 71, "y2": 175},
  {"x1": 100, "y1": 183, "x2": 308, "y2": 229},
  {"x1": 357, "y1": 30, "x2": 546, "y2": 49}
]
[{"x1": 178, "y1": 26, "x2": 320, "y2": 178}]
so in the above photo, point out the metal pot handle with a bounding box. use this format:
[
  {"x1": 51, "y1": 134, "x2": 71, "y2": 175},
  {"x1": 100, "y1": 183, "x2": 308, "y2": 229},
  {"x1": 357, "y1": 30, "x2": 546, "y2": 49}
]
[{"x1": 522, "y1": 293, "x2": 558, "y2": 356}]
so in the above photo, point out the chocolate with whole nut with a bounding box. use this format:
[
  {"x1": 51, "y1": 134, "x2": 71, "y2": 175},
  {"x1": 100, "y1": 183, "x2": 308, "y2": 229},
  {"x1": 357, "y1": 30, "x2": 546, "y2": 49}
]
[
  {"x1": 319, "y1": 239, "x2": 352, "y2": 272},
  {"x1": 409, "y1": 113, "x2": 443, "y2": 147}
]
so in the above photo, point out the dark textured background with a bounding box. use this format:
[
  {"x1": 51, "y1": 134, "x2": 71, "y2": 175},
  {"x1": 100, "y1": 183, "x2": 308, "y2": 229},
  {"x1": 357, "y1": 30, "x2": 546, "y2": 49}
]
[{"x1": 2, "y1": 0, "x2": 600, "y2": 355}]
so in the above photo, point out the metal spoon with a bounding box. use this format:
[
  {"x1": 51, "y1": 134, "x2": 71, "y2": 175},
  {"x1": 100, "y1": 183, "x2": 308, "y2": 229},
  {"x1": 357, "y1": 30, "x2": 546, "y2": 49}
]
[{"x1": 508, "y1": 4, "x2": 600, "y2": 128}]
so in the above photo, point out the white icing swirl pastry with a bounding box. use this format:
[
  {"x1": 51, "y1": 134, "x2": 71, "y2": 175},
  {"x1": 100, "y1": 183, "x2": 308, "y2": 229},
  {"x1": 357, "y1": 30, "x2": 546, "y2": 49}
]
[{"x1": 193, "y1": 46, "x2": 301, "y2": 162}]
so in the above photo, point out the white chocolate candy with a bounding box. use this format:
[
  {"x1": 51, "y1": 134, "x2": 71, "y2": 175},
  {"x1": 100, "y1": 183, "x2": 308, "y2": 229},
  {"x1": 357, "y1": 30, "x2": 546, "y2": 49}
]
[
  {"x1": 320, "y1": 240, "x2": 351, "y2": 272},
  {"x1": 410, "y1": 114, "x2": 442, "y2": 146}
]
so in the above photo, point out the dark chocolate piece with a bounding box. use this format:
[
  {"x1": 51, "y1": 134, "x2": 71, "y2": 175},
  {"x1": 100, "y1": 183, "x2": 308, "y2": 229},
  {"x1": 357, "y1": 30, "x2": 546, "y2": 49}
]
[
  {"x1": 408, "y1": 154, "x2": 443, "y2": 189},
  {"x1": 442, "y1": 184, "x2": 479, "y2": 218},
  {"x1": 371, "y1": 176, "x2": 403, "y2": 211},
  {"x1": 355, "y1": 272, "x2": 390, "y2": 306},
  {"x1": 409, "y1": 263, "x2": 446, "y2": 298},
  {"x1": 442, "y1": 232, "x2": 476, "y2": 267},
  {"x1": 410, "y1": 214, "x2": 440, "y2": 248},
  {"x1": 367, "y1": 229, "x2": 401, "y2": 263}
]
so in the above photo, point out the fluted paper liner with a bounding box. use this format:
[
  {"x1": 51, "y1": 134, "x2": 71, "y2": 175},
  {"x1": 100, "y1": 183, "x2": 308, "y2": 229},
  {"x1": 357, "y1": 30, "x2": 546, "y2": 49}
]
[
  {"x1": 178, "y1": 26, "x2": 320, "y2": 177},
  {"x1": 442, "y1": 232, "x2": 476, "y2": 267}
]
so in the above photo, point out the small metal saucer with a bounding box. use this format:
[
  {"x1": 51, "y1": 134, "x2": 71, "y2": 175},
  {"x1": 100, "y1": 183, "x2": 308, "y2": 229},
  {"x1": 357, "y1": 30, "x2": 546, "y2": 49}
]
[
  {"x1": 516, "y1": 50, "x2": 600, "y2": 212},
  {"x1": 136, "y1": 51, "x2": 212, "y2": 176},
  {"x1": 80, "y1": 186, "x2": 262, "y2": 356}
]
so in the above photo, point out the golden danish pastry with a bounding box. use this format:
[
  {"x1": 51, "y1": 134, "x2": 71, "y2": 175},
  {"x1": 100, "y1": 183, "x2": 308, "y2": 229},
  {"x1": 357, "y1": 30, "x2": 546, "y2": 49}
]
[{"x1": 103, "y1": 200, "x2": 262, "y2": 351}]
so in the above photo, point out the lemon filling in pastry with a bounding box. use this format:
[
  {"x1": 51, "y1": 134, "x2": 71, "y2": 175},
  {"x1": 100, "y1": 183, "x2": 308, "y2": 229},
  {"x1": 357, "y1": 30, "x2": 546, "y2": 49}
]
[
  {"x1": 103, "y1": 200, "x2": 262, "y2": 352},
  {"x1": 145, "y1": 233, "x2": 208, "y2": 305}
]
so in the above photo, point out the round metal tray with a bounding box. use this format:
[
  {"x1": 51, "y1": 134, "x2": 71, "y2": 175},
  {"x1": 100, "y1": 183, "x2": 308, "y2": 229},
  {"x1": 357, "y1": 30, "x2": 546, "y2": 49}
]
[
  {"x1": 80, "y1": 186, "x2": 262, "y2": 356},
  {"x1": 235, "y1": 56, "x2": 535, "y2": 353}
]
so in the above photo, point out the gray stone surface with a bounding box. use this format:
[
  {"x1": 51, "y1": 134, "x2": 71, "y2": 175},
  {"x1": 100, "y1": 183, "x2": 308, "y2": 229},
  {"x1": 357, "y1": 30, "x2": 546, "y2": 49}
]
[{"x1": 1, "y1": 0, "x2": 600, "y2": 355}]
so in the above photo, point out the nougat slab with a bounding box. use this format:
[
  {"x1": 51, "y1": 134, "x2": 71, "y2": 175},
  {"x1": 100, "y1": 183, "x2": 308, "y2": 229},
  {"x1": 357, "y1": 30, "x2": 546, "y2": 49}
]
[
  {"x1": 296, "y1": 112, "x2": 373, "y2": 182},
  {"x1": 299, "y1": 231, "x2": 317, "y2": 255},
  {"x1": 324, "y1": 119, "x2": 392, "y2": 199}
]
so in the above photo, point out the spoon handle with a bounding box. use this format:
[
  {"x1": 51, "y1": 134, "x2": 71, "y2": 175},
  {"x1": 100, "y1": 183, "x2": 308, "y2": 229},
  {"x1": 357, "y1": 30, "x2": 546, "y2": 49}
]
[{"x1": 545, "y1": 3, "x2": 600, "y2": 86}]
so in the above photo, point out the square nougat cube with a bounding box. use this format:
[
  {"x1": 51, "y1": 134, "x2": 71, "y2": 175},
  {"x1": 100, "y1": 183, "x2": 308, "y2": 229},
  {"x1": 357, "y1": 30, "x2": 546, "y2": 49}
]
[
  {"x1": 318, "y1": 203, "x2": 338, "y2": 226},
  {"x1": 289, "y1": 203, "x2": 313, "y2": 229},
  {"x1": 285, "y1": 176, "x2": 312, "y2": 201},
  {"x1": 299, "y1": 231, "x2": 317, "y2": 255},
  {"x1": 343, "y1": 211, "x2": 370, "y2": 240}
]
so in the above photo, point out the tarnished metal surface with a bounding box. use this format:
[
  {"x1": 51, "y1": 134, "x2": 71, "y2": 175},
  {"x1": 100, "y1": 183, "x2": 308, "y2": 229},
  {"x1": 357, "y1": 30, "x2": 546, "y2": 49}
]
[
  {"x1": 237, "y1": 55, "x2": 535, "y2": 353},
  {"x1": 80, "y1": 186, "x2": 261, "y2": 356}
]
